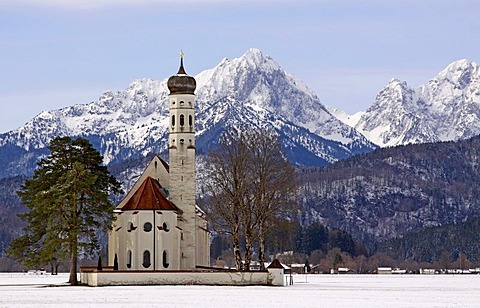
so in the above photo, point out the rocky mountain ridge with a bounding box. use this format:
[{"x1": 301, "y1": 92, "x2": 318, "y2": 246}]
[
  {"x1": 344, "y1": 59, "x2": 480, "y2": 147},
  {"x1": 0, "y1": 48, "x2": 376, "y2": 179}
]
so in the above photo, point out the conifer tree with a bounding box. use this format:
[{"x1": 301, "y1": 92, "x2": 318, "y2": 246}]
[{"x1": 7, "y1": 137, "x2": 122, "y2": 285}]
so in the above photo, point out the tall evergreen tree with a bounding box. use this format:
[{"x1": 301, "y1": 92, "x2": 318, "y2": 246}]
[{"x1": 7, "y1": 137, "x2": 122, "y2": 285}]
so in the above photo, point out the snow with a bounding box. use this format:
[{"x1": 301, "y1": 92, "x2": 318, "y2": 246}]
[
  {"x1": 0, "y1": 273, "x2": 479, "y2": 307},
  {"x1": 354, "y1": 59, "x2": 480, "y2": 147},
  {"x1": 0, "y1": 48, "x2": 376, "y2": 172},
  {"x1": 328, "y1": 107, "x2": 365, "y2": 128}
]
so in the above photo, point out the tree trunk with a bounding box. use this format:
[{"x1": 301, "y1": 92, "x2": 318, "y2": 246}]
[
  {"x1": 258, "y1": 223, "x2": 266, "y2": 271},
  {"x1": 69, "y1": 237, "x2": 78, "y2": 285},
  {"x1": 244, "y1": 228, "x2": 253, "y2": 271},
  {"x1": 232, "y1": 226, "x2": 243, "y2": 271}
]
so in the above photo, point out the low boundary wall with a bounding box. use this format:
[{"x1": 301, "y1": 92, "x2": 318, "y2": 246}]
[{"x1": 80, "y1": 268, "x2": 284, "y2": 287}]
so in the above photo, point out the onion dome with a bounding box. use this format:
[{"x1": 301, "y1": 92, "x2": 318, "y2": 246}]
[{"x1": 167, "y1": 52, "x2": 196, "y2": 95}]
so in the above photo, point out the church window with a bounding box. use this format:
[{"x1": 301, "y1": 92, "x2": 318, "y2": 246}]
[
  {"x1": 180, "y1": 114, "x2": 185, "y2": 126},
  {"x1": 127, "y1": 222, "x2": 137, "y2": 232},
  {"x1": 126, "y1": 250, "x2": 132, "y2": 269},
  {"x1": 162, "y1": 250, "x2": 170, "y2": 268},
  {"x1": 154, "y1": 161, "x2": 157, "y2": 169},
  {"x1": 163, "y1": 222, "x2": 170, "y2": 232},
  {"x1": 181, "y1": 232, "x2": 184, "y2": 240},
  {"x1": 180, "y1": 101, "x2": 184, "y2": 105},
  {"x1": 189, "y1": 115, "x2": 193, "y2": 126},
  {"x1": 142, "y1": 250, "x2": 151, "y2": 268},
  {"x1": 143, "y1": 222, "x2": 152, "y2": 232},
  {"x1": 172, "y1": 115, "x2": 175, "y2": 126}
]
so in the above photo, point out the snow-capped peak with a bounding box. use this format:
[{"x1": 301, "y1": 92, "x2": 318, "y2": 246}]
[
  {"x1": 350, "y1": 59, "x2": 480, "y2": 147},
  {"x1": 0, "y1": 48, "x2": 377, "y2": 178}
]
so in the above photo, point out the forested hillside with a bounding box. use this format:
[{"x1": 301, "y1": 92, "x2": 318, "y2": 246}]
[
  {"x1": 3, "y1": 135, "x2": 480, "y2": 267},
  {"x1": 379, "y1": 217, "x2": 480, "y2": 263},
  {"x1": 0, "y1": 176, "x2": 25, "y2": 255},
  {"x1": 300, "y1": 135, "x2": 480, "y2": 247}
]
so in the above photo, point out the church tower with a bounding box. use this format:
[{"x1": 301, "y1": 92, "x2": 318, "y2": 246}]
[{"x1": 167, "y1": 53, "x2": 197, "y2": 270}]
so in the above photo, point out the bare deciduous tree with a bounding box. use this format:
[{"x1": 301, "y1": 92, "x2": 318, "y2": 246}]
[
  {"x1": 204, "y1": 129, "x2": 298, "y2": 270},
  {"x1": 204, "y1": 131, "x2": 251, "y2": 270},
  {"x1": 248, "y1": 131, "x2": 298, "y2": 269}
]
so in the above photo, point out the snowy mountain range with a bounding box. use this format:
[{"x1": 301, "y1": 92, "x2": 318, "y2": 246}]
[
  {"x1": 1, "y1": 49, "x2": 480, "y2": 257},
  {"x1": 0, "y1": 49, "x2": 478, "y2": 180},
  {"x1": 0, "y1": 48, "x2": 376, "y2": 179},
  {"x1": 334, "y1": 59, "x2": 480, "y2": 147}
]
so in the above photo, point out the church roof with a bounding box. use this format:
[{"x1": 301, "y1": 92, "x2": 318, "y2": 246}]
[
  {"x1": 267, "y1": 259, "x2": 285, "y2": 269},
  {"x1": 157, "y1": 155, "x2": 169, "y2": 172},
  {"x1": 120, "y1": 176, "x2": 180, "y2": 211}
]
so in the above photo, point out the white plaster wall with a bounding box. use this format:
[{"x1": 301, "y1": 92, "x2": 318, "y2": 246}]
[
  {"x1": 135, "y1": 211, "x2": 155, "y2": 270},
  {"x1": 196, "y1": 222, "x2": 210, "y2": 267},
  {"x1": 169, "y1": 92, "x2": 197, "y2": 270},
  {"x1": 81, "y1": 270, "x2": 284, "y2": 287},
  {"x1": 111, "y1": 210, "x2": 182, "y2": 271},
  {"x1": 156, "y1": 211, "x2": 180, "y2": 270}
]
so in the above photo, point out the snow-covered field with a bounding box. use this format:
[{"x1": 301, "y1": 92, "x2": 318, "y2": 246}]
[{"x1": 0, "y1": 273, "x2": 478, "y2": 307}]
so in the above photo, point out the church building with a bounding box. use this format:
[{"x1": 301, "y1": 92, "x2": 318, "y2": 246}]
[{"x1": 108, "y1": 54, "x2": 210, "y2": 271}]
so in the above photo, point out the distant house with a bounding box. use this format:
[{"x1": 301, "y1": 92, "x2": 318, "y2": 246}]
[
  {"x1": 419, "y1": 268, "x2": 436, "y2": 274},
  {"x1": 290, "y1": 263, "x2": 309, "y2": 274},
  {"x1": 337, "y1": 267, "x2": 356, "y2": 274},
  {"x1": 377, "y1": 267, "x2": 392, "y2": 274},
  {"x1": 392, "y1": 268, "x2": 407, "y2": 274}
]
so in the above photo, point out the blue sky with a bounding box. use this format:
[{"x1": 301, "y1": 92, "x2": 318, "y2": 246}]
[{"x1": 0, "y1": 0, "x2": 479, "y2": 133}]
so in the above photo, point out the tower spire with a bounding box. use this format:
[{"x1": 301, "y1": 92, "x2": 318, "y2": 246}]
[
  {"x1": 168, "y1": 51, "x2": 196, "y2": 95},
  {"x1": 177, "y1": 51, "x2": 186, "y2": 75}
]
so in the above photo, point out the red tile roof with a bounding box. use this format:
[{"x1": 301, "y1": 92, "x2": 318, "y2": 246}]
[{"x1": 120, "y1": 176, "x2": 179, "y2": 211}]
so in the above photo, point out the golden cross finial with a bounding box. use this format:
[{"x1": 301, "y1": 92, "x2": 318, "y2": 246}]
[{"x1": 180, "y1": 51, "x2": 184, "y2": 58}]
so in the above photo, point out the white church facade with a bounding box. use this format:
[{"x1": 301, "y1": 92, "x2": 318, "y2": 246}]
[
  {"x1": 81, "y1": 55, "x2": 284, "y2": 286},
  {"x1": 107, "y1": 55, "x2": 210, "y2": 271}
]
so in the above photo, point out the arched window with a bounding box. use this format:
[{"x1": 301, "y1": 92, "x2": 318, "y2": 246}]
[
  {"x1": 126, "y1": 250, "x2": 132, "y2": 269},
  {"x1": 172, "y1": 115, "x2": 175, "y2": 126},
  {"x1": 163, "y1": 250, "x2": 170, "y2": 268},
  {"x1": 127, "y1": 222, "x2": 137, "y2": 232},
  {"x1": 180, "y1": 114, "x2": 185, "y2": 126},
  {"x1": 180, "y1": 101, "x2": 184, "y2": 105},
  {"x1": 143, "y1": 222, "x2": 152, "y2": 232},
  {"x1": 163, "y1": 222, "x2": 170, "y2": 232},
  {"x1": 189, "y1": 115, "x2": 193, "y2": 127},
  {"x1": 143, "y1": 250, "x2": 151, "y2": 268}
]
